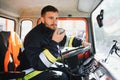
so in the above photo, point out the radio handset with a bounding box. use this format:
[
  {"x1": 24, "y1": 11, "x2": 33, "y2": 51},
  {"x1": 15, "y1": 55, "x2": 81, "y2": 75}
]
[{"x1": 57, "y1": 28, "x2": 65, "y2": 35}]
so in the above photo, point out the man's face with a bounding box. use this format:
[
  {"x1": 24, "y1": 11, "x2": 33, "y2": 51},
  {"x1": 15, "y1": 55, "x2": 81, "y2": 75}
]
[{"x1": 41, "y1": 11, "x2": 59, "y2": 30}]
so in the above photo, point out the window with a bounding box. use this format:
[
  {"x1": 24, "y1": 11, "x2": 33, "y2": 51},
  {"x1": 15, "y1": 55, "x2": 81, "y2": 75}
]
[
  {"x1": 0, "y1": 17, "x2": 15, "y2": 31},
  {"x1": 21, "y1": 20, "x2": 32, "y2": 41},
  {"x1": 58, "y1": 18, "x2": 87, "y2": 41}
]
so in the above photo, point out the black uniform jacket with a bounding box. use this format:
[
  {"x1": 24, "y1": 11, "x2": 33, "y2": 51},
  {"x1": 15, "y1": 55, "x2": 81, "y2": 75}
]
[{"x1": 17, "y1": 23, "x2": 82, "y2": 71}]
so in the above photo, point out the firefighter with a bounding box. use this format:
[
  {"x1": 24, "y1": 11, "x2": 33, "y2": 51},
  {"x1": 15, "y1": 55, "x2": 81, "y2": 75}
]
[{"x1": 17, "y1": 5, "x2": 91, "y2": 80}]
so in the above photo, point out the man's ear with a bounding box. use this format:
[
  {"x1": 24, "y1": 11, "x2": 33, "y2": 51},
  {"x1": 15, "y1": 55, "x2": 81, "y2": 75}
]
[{"x1": 40, "y1": 17, "x2": 44, "y2": 23}]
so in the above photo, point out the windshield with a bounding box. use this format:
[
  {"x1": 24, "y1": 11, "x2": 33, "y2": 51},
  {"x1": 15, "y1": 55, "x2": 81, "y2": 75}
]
[{"x1": 92, "y1": 0, "x2": 120, "y2": 79}]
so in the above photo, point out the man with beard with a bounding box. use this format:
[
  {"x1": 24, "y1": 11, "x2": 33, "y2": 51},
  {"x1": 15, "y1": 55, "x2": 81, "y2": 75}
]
[{"x1": 17, "y1": 5, "x2": 91, "y2": 80}]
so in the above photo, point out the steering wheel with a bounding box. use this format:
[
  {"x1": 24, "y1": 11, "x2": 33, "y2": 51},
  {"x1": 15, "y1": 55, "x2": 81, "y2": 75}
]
[{"x1": 61, "y1": 45, "x2": 91, "y2": 59}]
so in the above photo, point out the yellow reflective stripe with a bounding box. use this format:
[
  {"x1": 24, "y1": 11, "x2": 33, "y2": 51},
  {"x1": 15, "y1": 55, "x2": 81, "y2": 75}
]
[
  {"x1": 24, "y1": 70, "x2": 43, "y2": 80},
  {"x1": 57, "y1": 57, "x2": 62, "y2": 61},
  {"x1": 68, "y1": 37, "x2": 74, "y2": 47},
  {"x1": 17, "y1": 78, "x2": 23, "y2": 80},
  {"x1": 43, "y1": 49, "x2": 57, "y2": 63}
]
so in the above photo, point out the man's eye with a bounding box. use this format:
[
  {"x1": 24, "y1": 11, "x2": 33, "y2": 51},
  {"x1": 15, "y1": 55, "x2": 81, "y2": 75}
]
[
  {"x1": 49, "y1": 17, "x2": 53, "y2": 19},
  {"x1": 56, "y1": 18, "x2": 58, "y2": 20}
]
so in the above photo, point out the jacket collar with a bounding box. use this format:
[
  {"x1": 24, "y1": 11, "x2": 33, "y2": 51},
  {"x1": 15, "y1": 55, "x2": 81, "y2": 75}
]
[{"x1": 40, "y1": 23, "x2": 54, "y2": 36}]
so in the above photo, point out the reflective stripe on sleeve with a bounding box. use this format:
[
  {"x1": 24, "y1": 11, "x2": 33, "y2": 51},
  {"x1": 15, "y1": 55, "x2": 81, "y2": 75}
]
[
  {"x1": 43, "y1": 49, "x2": 57, "y2": 63},
  {"x1": 65, "y1": 37, "x2": 74, "y2": 47},
  {"x1": 69, "y1": 37, "x2": 74, "y2": 47},
  {"x1": 68, "y1": 37, "x2": 74, "y2": 47},
  {"x1": 39, "y1": 52, "x2": 53, "y2": 67}
]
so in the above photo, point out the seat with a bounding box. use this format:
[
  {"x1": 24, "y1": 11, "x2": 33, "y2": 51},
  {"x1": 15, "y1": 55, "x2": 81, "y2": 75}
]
[{"x1": 0, "y1": 31, "x2": 25, "y2": 80}]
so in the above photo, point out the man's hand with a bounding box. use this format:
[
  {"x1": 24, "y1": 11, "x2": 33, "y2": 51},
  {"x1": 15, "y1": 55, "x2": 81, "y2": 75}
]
[
  {"x1": 52, "y1": 28, "x2": 65, "y2": 43},
  {"x1": 82, "y1": 41, "x2": 91, "y2": 48}
]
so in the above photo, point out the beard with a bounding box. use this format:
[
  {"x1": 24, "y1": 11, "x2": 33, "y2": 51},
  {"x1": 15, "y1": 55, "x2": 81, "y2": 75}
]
[
  {"x1": 50, "y1": 24, "x2": 57, "y2": 30},
  {"x1": 45, "y1": 23, "x2": 57, "y2": 30}
]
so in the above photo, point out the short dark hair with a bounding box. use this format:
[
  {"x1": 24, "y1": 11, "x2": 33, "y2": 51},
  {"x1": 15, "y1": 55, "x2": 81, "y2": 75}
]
[{"x1": 41, "y1": 5, "x2": 58, "y2": 16}]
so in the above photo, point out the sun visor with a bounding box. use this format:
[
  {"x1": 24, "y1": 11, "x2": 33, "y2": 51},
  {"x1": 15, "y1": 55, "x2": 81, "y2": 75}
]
[{"x1": 78, "y1": 0, "x2": 102, "y2": 13}]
